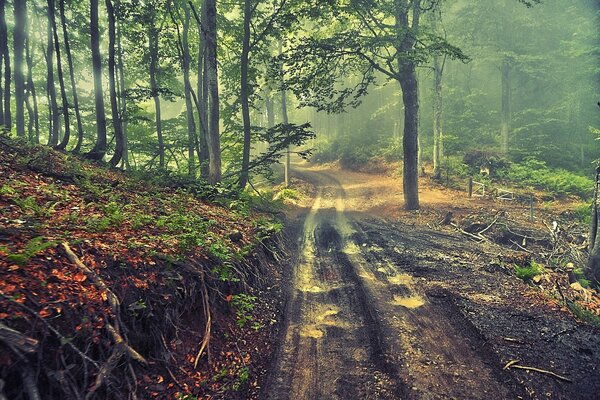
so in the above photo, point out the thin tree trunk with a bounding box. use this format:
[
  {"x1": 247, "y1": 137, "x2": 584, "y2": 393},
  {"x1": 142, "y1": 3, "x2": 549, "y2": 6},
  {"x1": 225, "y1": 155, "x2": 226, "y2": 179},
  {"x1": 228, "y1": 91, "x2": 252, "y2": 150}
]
[
  {"x1": 106, "y1": 0, "x2": 123, "y2": 166},
  {"x1": 500, "y1": 57, "x2": 511, "y2": 155},
  {"x1": 25, "y1": 25, "x2": 39, "y2": 143},
  {"x1": 192, "y1": 0, "x2": 209, "y2": 179},
  {"x1": 205, "y1": 0, "x2": 221, "y2": 184},
  {"x1": 45, "y1": 8, "x2": 60, "y2": 146},
  {"x1": 13, "y1": 0, "x2": 27, "y2": 138},
  {"x1": 49, "y1": 0, "x2": 71, "y2": 150},
  {"x1": 88, "y1": 0, "x2": 108, "y2": 160},
  {"x1": 238, "y1": 0, "x2": 252, "y2": 190},
  {"x1": 116, "y1": 0, "x2": 128, "y2": 169},
  {"x1": 281, "y1": 86, "x2": 290, "y2": 188},
  {"x1": 59, "y1": 0, "x2": 84, "y2": 152},
  {"x1": 0, "y1": 0, "x2": 10, "y2": 131},
  {"x1": 183, "y1": 5, "x2": 196, "y2": 177},
  {"x1": 148, "y1": 26, "x2": 164, "y2": 169},
  {"x1": 396, "y1": 0, "x2": 420, "y2": 210}
]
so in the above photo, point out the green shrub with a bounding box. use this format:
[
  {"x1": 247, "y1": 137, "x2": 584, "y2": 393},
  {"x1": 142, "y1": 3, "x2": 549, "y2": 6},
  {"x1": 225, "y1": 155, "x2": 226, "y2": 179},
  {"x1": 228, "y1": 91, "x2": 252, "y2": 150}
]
[
  {"x1": 500, "y1": 159, "x2": 593, "y2": 199},
  {"x1": 573, "y1": 203, "x2": 592, "y2": 225},
  {"x1": 514, "y1": 259, "x2": 543, "y2": 282}
]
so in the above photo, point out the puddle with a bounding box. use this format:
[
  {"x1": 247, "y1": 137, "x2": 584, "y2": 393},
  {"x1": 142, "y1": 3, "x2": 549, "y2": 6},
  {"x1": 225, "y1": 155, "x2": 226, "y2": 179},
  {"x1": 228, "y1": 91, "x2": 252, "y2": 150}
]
[
  {"x1": 300, "y1": 326, "x2": 324, "y2": 338},
  {"x1": 392, "y1": 295, "x2": 425, "y2": 309},
  {"x1": 388, "y1": 273, "x2": 413, "y2": 286}
]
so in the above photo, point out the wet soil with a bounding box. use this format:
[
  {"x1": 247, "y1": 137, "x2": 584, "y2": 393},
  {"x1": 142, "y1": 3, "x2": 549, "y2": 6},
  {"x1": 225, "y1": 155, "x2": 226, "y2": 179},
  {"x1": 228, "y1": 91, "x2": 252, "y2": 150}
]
[{"x1": 262, "y1": 165, "x2": 600, "y2": 400}]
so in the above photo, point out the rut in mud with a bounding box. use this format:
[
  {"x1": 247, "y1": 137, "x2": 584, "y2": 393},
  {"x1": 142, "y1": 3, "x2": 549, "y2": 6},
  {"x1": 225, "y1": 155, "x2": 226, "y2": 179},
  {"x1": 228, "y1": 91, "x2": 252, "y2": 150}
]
[{"x1": 262, "y1": 167, "x2": 600, "y2": 400}]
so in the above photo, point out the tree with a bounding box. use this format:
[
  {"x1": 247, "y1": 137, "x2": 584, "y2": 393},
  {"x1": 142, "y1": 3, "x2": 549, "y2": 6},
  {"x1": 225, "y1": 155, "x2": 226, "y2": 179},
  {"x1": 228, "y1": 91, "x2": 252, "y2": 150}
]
[
  {"x1": 50, "y1": 0, "x2": 72, "y2": 150},
  {"x1": 59, "y1": 0, "x2": 84, "y2": 153},
  {"x1": 204, "y1": 0, "x2": 221, "y2": 184},
  {"x1": 106, "y1": 0, "x2": 124, "y2": 165},
  {"x1": 0, "y1": 0, "x2": 11, "y2": 131},
  {"x1": 45, "y1": 1, "x2": 60, "y2": 146},
  {"x1": 430, "y1": 6, "x2": 444, "y2": 180},
  {"x1": 88, "y1": 0, "x2": 108, "y2": 160},
  {"x1": 281, "y1": 1, "x2": 465, "y2": 210},
  {"x1": 238, "y1": 0, "x2": 252, "y2": 189},
  {"x1": 13, "y1": 0, "x2": 27, "y2": 138}
]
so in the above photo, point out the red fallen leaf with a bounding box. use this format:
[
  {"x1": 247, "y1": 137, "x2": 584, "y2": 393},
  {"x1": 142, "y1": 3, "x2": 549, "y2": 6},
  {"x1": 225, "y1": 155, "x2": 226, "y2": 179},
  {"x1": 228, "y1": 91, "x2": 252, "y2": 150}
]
[
  {"x1": 156, "y1": 375, "x2": 164, "y2": 383},
  {"x1": 39, "y1": 309, "x2": 51, "y2": 318},
  {"x1": 73, "y1": 272, "x2": 87, "y2": 282},
  {"x1": 0, "y1": 313, "x2": 9, "y2": 319},
  {"x1": 225, "y1": 294, "x2": 233, "y2": 302},
  {"x1": 2, "y1": 284, "x2": 16, "y2": 294}
]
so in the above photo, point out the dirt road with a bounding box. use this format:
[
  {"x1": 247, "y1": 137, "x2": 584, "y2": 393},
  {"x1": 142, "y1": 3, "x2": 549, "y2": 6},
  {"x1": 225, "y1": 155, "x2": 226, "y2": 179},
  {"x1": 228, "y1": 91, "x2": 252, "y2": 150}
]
[{"x1": 262, "y1": 165, "x2": 600, "y2": 400}]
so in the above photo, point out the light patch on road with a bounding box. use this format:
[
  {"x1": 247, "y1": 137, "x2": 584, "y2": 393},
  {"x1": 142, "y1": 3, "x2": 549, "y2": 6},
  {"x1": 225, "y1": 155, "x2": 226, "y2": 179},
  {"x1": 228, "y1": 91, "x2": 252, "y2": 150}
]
[{"x1": 392, "y1": 295, "x2": 425, "y2": 309}]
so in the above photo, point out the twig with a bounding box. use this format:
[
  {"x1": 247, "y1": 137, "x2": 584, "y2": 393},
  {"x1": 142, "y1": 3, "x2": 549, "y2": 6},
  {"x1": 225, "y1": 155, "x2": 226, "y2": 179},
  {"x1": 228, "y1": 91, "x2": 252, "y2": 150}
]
[
  {"x1": 509, "y1": 364, "x2": 572, "y2": 383},
  {"x1": 450, "y1": 222, "x2": 486, "y2": 242}
]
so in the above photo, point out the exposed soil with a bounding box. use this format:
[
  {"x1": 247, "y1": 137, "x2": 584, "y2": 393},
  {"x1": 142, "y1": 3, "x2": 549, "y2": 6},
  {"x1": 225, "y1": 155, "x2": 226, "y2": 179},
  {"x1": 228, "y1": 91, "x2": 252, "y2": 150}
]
[{"x1": 262, "y1": 162, "x2": 600, "y2": 400}]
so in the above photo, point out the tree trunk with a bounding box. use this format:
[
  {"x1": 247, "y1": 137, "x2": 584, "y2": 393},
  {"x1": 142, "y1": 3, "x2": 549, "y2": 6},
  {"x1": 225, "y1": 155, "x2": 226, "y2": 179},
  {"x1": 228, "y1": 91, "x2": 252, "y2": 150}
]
[
  {"x1": 500, "y1": 57, "x2": 511, "y2": 155},
  {"x1": 431, "y1": 9, "x2": 443, "y2": 180},
  {"x1": 148, "y1": 26, "x2": 164, "y2": 169},
  {"x1": 25, "y1": 30, "x2": 39, "y2": 143},
  {"x1": 281, "y1": 84, "x2": 290, "y2": 188},
  {"x1": 13, "y1": 0, "x2": 27, "y2": 138},
  {"x1": 194, "y1": 0, "x2": 210, "y2": 179},
  {"x1": 183, "y1": 5, "x2": 196, "y2": 177},
  {"x1": 59, "y1": 0, "x2": 84, "y2": 152},
  {"x1": 88, "y1": 0, "x2": 108, "y2": 160},
  {"x1": 396, "y1": 0, "x2": 420, "y2": 211},
  {"x1": 106, "y1": 0, "x2": 123, "y2": 166},
  {"x1": 0, "y1": 0, "x2": 11, "y2": 131},
  {"x1": 116, "y1": 0, "x2": 128, "y2": 169},
  {"x1": 45, "y1": 7, "x2": 60, "y2": 147},
  {"x1": 49, "y1": 0, "x2": 71, "y2": 150},
  {"x1": 205, "y1": 0, "x2": 221, "y2": 184},
  {"x1": 238, "y1": 0, "x2": 252, "y2": 190},
  {"x1": 589, "y1": 164, "x2": 600, "y2": 282}
]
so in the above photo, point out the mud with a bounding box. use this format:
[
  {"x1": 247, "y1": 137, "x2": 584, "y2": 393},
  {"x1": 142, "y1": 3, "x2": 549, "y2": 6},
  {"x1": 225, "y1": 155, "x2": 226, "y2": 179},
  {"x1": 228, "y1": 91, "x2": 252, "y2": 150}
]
[{"x1": 262, "y1": 167, "x2": 600, "y2": 400}]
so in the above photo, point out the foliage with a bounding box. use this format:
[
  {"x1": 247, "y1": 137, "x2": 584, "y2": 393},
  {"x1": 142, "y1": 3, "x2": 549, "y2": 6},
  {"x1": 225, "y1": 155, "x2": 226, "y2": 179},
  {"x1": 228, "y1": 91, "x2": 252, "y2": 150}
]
[
  {"x1": 230, "y1": 293, "x2": 257, "y2": 329},
  {"x1": 514, "y1": 259, "x2": 543, "y2": 282},
  {"x1": 0, "y1": 236, "x2": 56, "y2": 266},
  {"x1": 498, "y1": 159, "x2": 594, "y2": 199}
]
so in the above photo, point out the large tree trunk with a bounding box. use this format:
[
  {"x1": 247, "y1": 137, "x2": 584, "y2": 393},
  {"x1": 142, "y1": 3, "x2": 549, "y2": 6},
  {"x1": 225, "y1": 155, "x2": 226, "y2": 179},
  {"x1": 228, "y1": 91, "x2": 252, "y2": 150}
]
[
  {"x1": 183, "y1": 5, "x2": 196, "y2": 177},
  {"x1": 396, "y1": 0, "x2": 421, "y2": 211},
  {"x1": 106, "y1": 0, "x2": 123, "y2": 166},
  {"x1": 59, "y1": 0, "x2": 84, "y2": 152},
  {"x1": 500, "y1": 57, "x2": 511, "y2": 155},
  {"x1": 148, "y1": 26, "x2": 164, "y2": 169},
  {"x1": 45, "y1": 7, "x2": 60, "y2": 147},
  {"x1": 431, "y1": 7, "x2": 443, "y2": 180},
  {"x1": 238, "y1": 0, "x2": 252, "y2": 190},
  {"x1": 50, "y1": 0, "x2": 71, "y2": 150},
  {"x1": 25, "y1": 29, "x2": 39, "y2": 143},
  {"x1": 589, "y1": 164, "x2": 600, "y2": 282},
  {"x1": 205, "y1": 0, "x2": 221, "y2": 184},
  {"x1": 88, "y1": 0, "x2": 108, "y2": 160},
  {"x1": 13, "y1": 0, "x2": 27, "y2": 138},
  {"x1": 0, "y1": 0, "x2": 10, "y2": 131}
]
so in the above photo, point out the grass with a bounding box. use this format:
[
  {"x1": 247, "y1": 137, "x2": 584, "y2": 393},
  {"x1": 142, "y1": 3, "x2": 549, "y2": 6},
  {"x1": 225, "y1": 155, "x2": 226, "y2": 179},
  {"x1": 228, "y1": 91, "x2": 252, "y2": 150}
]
[{"x1": 514, "y1": 260, "x2": 543, "y2": 282}]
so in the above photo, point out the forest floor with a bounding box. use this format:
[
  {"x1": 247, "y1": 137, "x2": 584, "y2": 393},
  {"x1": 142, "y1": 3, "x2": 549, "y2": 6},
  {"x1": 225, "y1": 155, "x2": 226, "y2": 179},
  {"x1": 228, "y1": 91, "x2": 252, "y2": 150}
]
[{"x1": 262, "y1": 161, "x2": 600, "y2": 400}]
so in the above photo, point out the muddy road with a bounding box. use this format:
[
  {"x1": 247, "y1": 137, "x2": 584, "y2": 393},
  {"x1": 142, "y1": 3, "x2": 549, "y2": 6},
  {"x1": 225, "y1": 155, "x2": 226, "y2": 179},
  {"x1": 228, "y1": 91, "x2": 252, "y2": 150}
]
[{"x1": 262, "y1": 167, "x2": 600, "y2": 400}]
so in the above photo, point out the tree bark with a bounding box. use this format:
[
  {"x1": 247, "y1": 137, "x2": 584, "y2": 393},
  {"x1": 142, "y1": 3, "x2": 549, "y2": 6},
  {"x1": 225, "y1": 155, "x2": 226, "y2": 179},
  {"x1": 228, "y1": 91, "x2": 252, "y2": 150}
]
[
  {"x1": 49, "y1": 0, "x2": 72, "y2": 150},
  {"x1": 59, "y1": 0, "x2": 84, "y2": 152},
  {"x1": 183, "y1": 4, "x2": 196, "y2": 177},
  {"x1": 205, "y1": 0, "x2": 221, "y2": 184},
  {"x1": 431, "y1": 9, "x2": 443, "y2": 180},
  {"x1": 238, "y1": 0, "x2": 252, "y2": 190},
  {"x1": 589, "y1": 164, "x2": 600, "y2": 282},
  {"x1": 25, "y1": 28, "x2": 39, "y2": 143},
  {"x1": 116, "y1": 0, "x2": 128, "y2": 168},
  {"x1": 194, "y1": 0, "x2": 210, "y2": 179},
  {"x1": 500, "y1": 57, "x2": 511, "y2": 155},
  {"x1": 45, "y1": 6, "x2": 60, "y2": 147},
  {"x1": 13, "y1": 0, "x2": 27, "y2": 138},
  {"x1": 396, "y1": 0, "x2": 420, "y2": 211},
  {"x1": 106, "y1": 0, "x2": 123, "y2": 166},
  {"x1": 0, "y1": 0, "x2": 11, "y2": 131},
  {"x1": 88, "y1": 0, "x2": 108, "y2": 160},
  {"x1": 148, "y1": 25, "x2": 164, "y2": 169}
]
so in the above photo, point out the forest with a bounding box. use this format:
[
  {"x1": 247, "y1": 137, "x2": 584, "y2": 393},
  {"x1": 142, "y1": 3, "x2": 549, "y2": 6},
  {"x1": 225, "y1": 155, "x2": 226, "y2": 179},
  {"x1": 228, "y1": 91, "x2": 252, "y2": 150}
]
[{"x1": 1, "y1": 0, "x2": 600, "y2": 399}]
